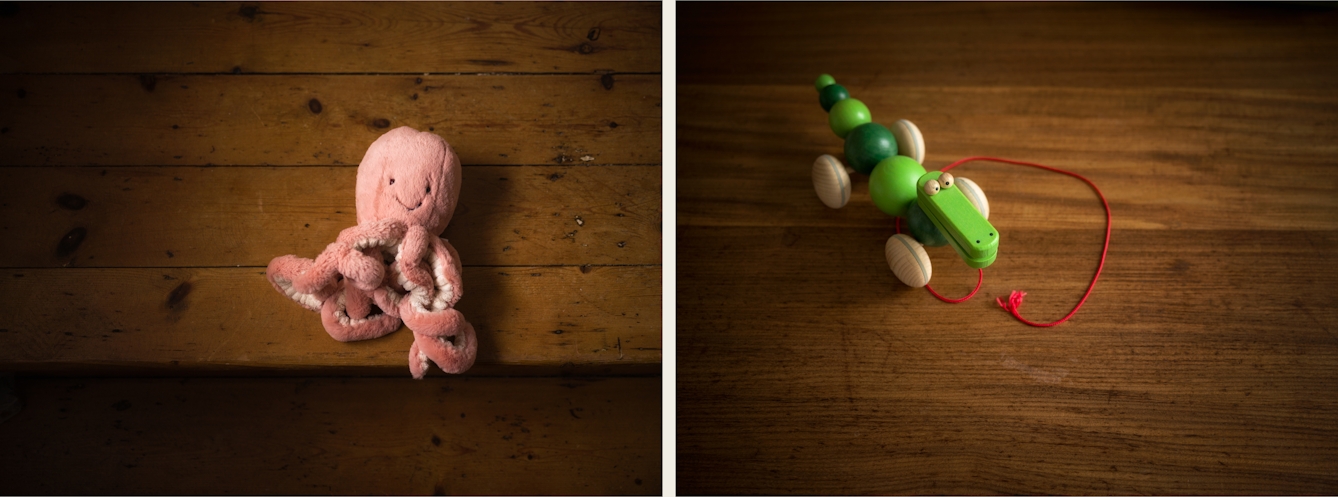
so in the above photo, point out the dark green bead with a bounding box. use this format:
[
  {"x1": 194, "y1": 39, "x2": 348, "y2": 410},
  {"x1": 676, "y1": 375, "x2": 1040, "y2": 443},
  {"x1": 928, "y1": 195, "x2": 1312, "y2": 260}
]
[
  {"x1": 906, "y1": 200, "x2": 948, "y2": 247},
  {"x1": 818, "y1": 84, "x2": 849, "y2": 112},
  {"x1": 843, "y1": 122, "x2": 898, "y2": 175}
]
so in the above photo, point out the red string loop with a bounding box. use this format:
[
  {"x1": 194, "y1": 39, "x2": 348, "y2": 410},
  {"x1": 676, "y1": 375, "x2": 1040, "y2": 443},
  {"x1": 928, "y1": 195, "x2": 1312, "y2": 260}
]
[
  {"x1": 894, "y1": 215, "x2": 984, "y2": 304},
  {"x1": 896, "y1": 156, "x2": 1112, "y2": 327}
]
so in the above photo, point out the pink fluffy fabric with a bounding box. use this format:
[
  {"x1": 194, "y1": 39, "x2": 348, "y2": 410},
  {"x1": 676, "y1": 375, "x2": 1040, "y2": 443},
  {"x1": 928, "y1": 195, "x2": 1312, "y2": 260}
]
[{"x1": 267, "y1": 127, "x2": 476, "y2": 378}]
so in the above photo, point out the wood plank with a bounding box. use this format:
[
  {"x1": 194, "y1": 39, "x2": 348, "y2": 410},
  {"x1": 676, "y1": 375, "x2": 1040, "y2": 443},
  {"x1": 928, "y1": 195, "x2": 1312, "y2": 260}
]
[
  {"x1": 677, "y1": 227, "x2": 1338, "y2": 494},
  {"x1": 0, "y1": 74, "x2": 662, "y2": 166},
  {"x1": 0, "y1": 165, "x2": 662, "y2": 267},
  {"x1": 0, "y1": 376, "x2": 661, "y2": 495},
  {"x1": 678, "y1": 85, "x2": 1338, "y2": 231},
  {"x1": 678, "y1": 2, "x2": 1338, "y2": 89},
  {"x1": 0, "y1": 266, "x2": 661, "y2": 375},
  {"x1": 0, "y1": 2, "x2": 661, "y2": 74}
]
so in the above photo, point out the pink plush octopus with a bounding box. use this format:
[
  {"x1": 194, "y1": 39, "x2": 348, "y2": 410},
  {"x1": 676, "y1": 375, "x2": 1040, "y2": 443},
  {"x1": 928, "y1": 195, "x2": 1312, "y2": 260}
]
[{"x1": 267, "y1": 127, "x2": 477, "y2": 378}]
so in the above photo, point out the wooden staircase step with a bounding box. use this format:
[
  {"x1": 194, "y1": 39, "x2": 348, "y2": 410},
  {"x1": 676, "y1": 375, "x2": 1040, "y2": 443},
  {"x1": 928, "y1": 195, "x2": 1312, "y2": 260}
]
[{"x1": 0, "y1": 266, "x2": 661, "y2": 375}]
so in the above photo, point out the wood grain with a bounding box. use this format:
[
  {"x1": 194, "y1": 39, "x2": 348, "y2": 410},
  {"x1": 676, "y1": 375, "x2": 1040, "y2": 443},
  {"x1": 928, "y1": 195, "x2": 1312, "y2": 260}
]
[
  {"x1": 0, "y1": 2, "x2": 661, "y2": 74},
  {"x1": 678, "y1": 2, "x2": 1338, "y2": 89},
  {"x1": 677, "y1": 2, "x2": 1338, "y2": 494},
  {"x1": 0, "y1": 266, "x2": 661, "y2": 375},
  {"x1": 0, "y1": 3, "x2": 660, "y2": 494},
  {"x1": 0, "y1": 376, "x2": 661, "y2": 495},
  {"x1": 0, "y1": 74, "x2": 661, "y2": 166},
  {"x1": 0, "y1": 165, "x2": 661, "y2": 267},
  {"x1": 678, "y1": 226, "x2": 1338, "y2": 493}
]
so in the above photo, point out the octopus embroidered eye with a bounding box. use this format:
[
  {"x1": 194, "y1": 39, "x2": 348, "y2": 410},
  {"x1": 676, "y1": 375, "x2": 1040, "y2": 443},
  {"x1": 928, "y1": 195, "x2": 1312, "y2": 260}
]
[
  {"x1": 938, "y1": 172, "x2": 954, "y2": 189},
  {"x1": 426, "y1": 185, "x2": 431, "y2": 193},
  {"x1": 923, "y1": 179, "x2": 941, "y2": 196},
  {"x1": 389, "y1": 178, "x2": 395, "y2": 185}
]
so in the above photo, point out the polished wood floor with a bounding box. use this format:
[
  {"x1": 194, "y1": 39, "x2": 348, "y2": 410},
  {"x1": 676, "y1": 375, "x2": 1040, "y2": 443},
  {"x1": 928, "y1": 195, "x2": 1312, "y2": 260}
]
[
  {"x1": 678, "y1": 2, "x2": 1338, "y2": 494},
  {"x1": 0, "y1": 2, "x2": 662, "y2": 494}
]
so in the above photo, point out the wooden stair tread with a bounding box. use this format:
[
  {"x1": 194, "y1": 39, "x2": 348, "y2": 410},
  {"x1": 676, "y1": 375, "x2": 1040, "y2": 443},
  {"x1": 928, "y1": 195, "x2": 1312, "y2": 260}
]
[{"x1": 0, "y1": 165, "x2": 662, "y2": 267}]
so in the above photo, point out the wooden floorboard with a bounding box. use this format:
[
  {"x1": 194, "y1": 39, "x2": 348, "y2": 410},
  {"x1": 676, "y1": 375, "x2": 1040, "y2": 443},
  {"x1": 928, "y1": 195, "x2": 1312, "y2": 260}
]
[
  {"x1": 0, "y1": 2, "x2": 661, "y2": 74},
  {"x1": 0, "y1": 165, "x2": 661, "y2": 267},
  {"x1": 0, "y1": 376, "x2": 661, "y2": 495},
  {"x1": 677, "y1": 2, "x2": 1338, "y2": 89},
  {"x1": 0, "y1": 74, "x2": 661, "y2": 166},
  {"x1": 0, "y1": 266, "x2": 661, "y2": 375},
  {"x1": 677, "y1": 2, "x2": 1338, "y2": 494}
]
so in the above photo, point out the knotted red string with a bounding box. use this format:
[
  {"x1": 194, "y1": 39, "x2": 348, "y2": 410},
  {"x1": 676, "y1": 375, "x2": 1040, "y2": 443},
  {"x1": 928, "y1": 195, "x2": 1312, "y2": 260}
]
[{"x1": 896, "y1": 156, "x2": 1111, "y2": 327}]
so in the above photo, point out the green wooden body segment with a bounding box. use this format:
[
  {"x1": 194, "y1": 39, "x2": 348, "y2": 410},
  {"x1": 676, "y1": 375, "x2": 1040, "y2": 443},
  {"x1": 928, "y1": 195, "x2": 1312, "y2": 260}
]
[{"x1": 916, "y1": 171, "x2": 998, "y2": 268}]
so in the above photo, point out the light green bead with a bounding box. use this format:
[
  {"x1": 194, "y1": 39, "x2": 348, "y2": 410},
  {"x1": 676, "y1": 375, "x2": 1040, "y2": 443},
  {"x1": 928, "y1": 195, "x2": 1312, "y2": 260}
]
[
  {"x1": 814, "y1": 74, "x2": 835, "y2": 91},
  {"x1": 868, "y1": 155, "x2": 927, "y2": 218},
  {"x1": 828, "y1": 98, "x2": 871, "y2": 139}
]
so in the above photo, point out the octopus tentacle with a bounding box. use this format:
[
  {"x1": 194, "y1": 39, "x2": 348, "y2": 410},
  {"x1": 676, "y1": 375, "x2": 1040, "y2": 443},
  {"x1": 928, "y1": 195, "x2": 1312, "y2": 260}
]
[
  {"x1": 321, "y1": 283, "x2": 402, "y2": 342},
  {"x1": 266, "y1": 254, "x2": 333, "y2": 312},
  {"x1": 398, "y1": 234, "x2": 475, "y2": 378}
]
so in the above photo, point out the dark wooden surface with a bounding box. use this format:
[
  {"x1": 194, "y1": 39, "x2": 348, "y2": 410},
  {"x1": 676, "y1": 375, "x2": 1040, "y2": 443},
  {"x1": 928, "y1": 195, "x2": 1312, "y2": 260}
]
[
  {"x1": 0, "y1": 2, "x2": 661, "y2": 494},
  {"x1": 0, "y1": 377, "x2": 661, "y2": 495},
  {"x1": 677, "y1": 2, "x2": 1338, "y2": 494}
]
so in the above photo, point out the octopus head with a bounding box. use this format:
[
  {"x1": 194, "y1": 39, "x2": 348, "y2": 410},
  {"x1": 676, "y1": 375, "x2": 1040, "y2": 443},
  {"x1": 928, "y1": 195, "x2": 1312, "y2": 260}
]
[{"x1": 355, "y1": 126, "x2": 462, "y2": 234}]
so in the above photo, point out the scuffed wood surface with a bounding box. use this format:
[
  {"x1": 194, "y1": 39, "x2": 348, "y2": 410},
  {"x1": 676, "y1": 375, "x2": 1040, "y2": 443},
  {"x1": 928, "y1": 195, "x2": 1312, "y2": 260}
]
[
  {"x1": 0, "y1": 377, "x2": 661, "y2": 495},
  {"x1": 678, "y1": 2, "x2": 1338, "y2": 494},
  {"x1": 0, "y1": 74, "x2": 662, "y2": 166},
  {"x1": 0, "y1": 165, "x2": 661, "y2": 267},
  {"x1": 0, "y1": 266, "x2": 661, "y2": 374},
  {"x1": 0, "y1": 2, "x2": 661, "y2": 494},
  {"x1": 0, "y1": 2, "x2": 661, "y2": 74}
]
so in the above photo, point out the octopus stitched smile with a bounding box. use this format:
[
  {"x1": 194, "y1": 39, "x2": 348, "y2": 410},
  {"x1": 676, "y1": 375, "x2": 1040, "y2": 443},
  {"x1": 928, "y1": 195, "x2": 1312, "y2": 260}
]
[{"x1": 395, "y1": 195, "x2": 424, "y2": 211}]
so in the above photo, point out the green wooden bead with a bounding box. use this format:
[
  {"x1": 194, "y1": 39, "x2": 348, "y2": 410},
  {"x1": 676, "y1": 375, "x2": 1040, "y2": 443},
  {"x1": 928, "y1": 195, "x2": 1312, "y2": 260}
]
[
  {"x1": 828, "y1": 98, "x2": 871, "y2": 139},
  {"x1": 818, "y1": 84, "x2": 849, "y2": 112},
  {"x1": 814, "y1": 74, "x2": 836, "y2": 91},
  {"x1": 843, "y1": 122, "x2": 897, "y2": 175},
  {"x1": 906, "y1": 200, "x2": 948, "y2": 246},
  {"x1": 868, "y1": 155, "x2": 927, "y2": 218}
]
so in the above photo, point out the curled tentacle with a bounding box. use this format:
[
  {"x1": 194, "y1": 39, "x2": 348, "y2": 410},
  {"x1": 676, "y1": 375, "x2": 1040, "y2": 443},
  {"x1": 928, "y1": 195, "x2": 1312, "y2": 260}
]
[
  {"x1": 396, "y1": 225, "x2": 436, "y2": 295},
  {"x1": 267, "y1": 254, "x2": 335, "y2": 311},
  {"x1": 269, "y1": 218, "x2": 411, "y2": 309},
  {"x1": 404, "y1": 307, "x2": 477, "y2": 378},
  {"x1": 398, "y1": 233, "x2": 474, "y2": 377},
  {"x1": 335, "y1": 219, "x2": 409, "y2": 291},
  {"x1": 321, "y1": 282, "x2": 403, "y2": 342}
]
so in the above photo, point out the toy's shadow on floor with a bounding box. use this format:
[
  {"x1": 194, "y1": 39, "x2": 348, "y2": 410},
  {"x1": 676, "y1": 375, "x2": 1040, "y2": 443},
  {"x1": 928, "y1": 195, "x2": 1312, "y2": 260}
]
[{"x1": 441, "y1": 166, "x2": 516, "y2": 368}]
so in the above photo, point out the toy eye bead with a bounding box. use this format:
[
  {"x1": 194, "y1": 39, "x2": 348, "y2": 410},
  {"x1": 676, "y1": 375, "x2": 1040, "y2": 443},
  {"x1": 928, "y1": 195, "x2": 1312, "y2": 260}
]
[
  {"x1": 389, "y1": 178, "x2": 395, "y2": 185},
  {"x1": 923, "y1": 180, "x2": 941, "y2": 196},
  {"x1": 939, "y1": 173, "x2": 954, "y2": 189},
  {"x1": 426, "y1": 185, "x2": 431, "y2": 193}
]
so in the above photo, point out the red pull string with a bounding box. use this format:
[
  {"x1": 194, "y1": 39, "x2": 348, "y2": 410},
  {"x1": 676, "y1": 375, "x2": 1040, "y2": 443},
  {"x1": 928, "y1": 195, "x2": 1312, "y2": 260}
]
[
  {"x1": 895, "y1": 156, "x2": 1112, "y2": 327},
  {"x1": 927, "y1": 272, "x2": 983, "y2": 303},
  {"x1": 895, "y1": 217, "x2": 984, "y2": 303}
]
